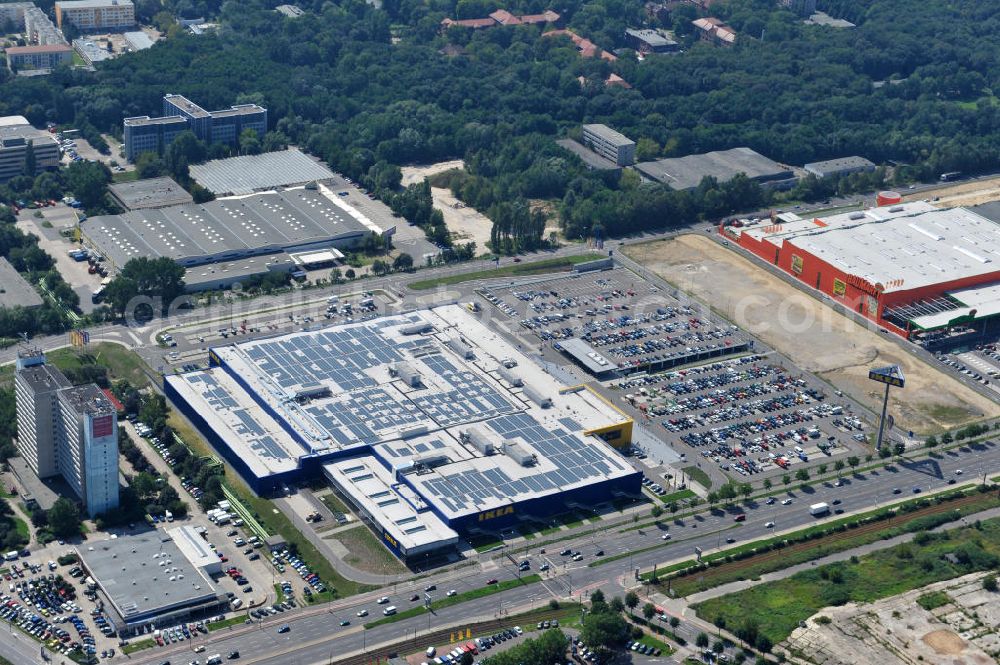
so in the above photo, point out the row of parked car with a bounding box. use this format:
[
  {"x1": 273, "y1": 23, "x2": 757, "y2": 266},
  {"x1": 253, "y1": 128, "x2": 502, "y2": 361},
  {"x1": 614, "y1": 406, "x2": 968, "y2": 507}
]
[
  {"x1": 1, "y1": 575, "x2": 98, "y2": 660},
  {"x1": 626, "y1": 640, "x2": 663, "y2": 657},
  {"x1": 272, "y1": 549, "x2": 327, "y2": 595},
  {"x1": 152, "y1": 621, "x2": 208, "y2": 647}
]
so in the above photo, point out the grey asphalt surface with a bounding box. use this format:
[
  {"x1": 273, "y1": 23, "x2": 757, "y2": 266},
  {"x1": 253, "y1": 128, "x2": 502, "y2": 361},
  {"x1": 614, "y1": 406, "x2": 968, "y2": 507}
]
[
  {"x1": 97, "y1": 441, "x2": 998, "y2": 665},
  {"x1": 3, "y1": 181, "x2": 1000, "y2": 665}
]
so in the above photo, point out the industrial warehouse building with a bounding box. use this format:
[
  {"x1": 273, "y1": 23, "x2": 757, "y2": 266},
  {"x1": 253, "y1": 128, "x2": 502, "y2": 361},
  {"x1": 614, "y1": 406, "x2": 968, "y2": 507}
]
[
  {"x1": 189, "y1": 148, "x2": 336, "y2": 196},
  {"x1": 723, "y1": 201, "x2": 1000, "y2": 337},
  {"x1": 165, "y1": 305, "x2": 639, "y2": 560},
  {"x1": 803, "y1": 156, "x2": 876, "y2": 179},
  {"x1": 0, "y1": 257, "x2": 43, "y2": 310},
  {"x1": 75, "y1": 530, "x2": 227, "y2": 635},
  {"x1": 636, "y1": 147, "x2": 796, "y2": 191},
  {"x1": 108, "y1": 176, "x2": 193, "y2": 210},
  {"x1": 80, "y1": 182, "x2": 384, "y2": 278}
]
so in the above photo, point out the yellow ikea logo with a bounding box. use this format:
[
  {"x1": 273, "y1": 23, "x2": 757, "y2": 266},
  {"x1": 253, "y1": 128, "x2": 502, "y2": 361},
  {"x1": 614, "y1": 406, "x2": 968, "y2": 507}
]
[
  {"x1": 478, "y1": 506, "x2": 514, "y2": 522},
  {"x1": 383, "y1": 532, "x2": 398, "y2": 549}
]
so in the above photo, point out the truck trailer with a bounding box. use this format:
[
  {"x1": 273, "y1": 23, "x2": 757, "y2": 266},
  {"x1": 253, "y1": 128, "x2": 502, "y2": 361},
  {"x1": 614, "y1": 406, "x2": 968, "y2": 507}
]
[{"x1": 809, "y1": 502, "x2": 830, "y2": 517}]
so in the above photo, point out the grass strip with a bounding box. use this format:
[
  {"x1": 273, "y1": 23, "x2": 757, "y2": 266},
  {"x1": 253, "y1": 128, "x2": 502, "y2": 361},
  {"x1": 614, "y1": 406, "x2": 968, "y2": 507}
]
[
  {"x1": 692, "y1": 516, "x2": 1000, "y2": 645},
  {"x1": 207, "y1": 615, "x2": 247, "y2": 632},
  {"x1": 122, "y1": 638, "x2": 156, "y2": 654},
  {"x1": 364, "y1": 575, "x2": 542, "y2": 628},
  {"x1": 651, "y1": 486, "x2": 999, "y2": 595},
  {"x1": 408, "y1": 254, "x2": 602, "y2": 290},
  {"x1": 658, "y1": 489, "x2": 695, "y2": 504},
  {"x1": 681, "y1": 466, "x2": 711, "y2": 490}
]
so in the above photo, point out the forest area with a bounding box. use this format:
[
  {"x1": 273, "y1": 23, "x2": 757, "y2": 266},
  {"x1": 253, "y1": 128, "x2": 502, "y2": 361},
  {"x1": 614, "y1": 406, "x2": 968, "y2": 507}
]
[{"x1": 2, "y1": 0, "x2": 1000, "y2": 248}]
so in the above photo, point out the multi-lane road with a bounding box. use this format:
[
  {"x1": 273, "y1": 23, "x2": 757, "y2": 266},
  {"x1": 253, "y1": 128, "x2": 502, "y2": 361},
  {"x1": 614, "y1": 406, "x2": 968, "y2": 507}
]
[{"x1": 111, "y1": 440, "x2": 1000, "y2": 665}]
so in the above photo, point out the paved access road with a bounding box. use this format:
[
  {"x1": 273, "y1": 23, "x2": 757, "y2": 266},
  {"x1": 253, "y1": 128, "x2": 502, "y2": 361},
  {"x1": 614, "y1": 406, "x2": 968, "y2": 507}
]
[{"x1": 112, "y1": 441, "x2": 1000, "y2": 665}]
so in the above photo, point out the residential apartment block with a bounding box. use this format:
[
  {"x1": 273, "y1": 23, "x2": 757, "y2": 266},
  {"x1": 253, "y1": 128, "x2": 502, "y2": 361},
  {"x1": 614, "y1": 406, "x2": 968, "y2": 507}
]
[
  {"x1": 55, "y1": 0, "x2": 135, "y2": 31},
  {"x1": 14, "y1": 351, "x2": 120, "y2": 517},
  {"x1": 5, "y1": 43, "x2": 73, "y2": 71},
  {"x1": 24, "y1": 6, "x2": 67, "y2": 46},
  {"x1": 692, "y1": 17, "x2": 736, "y2": 46},
  {"x1": 124, "y1": 94, "x2": 268, "y2": 162}
]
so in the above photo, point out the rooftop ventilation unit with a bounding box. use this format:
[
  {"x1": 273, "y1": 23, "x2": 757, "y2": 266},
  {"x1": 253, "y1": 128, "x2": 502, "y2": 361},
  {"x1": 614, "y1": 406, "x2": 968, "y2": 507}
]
[
  {"x1": 502, "y1": 441, "x2": 536, "y2": 467},
  {"x1": 463, "y1": 427, "x2": 495, "y2": 455},
  {"x1": 523, "y1": 385, "x2": 552, "y2": 408},
  {"x1": 391, "y1": 361, "x2": 422, "y2": 387},
  {"x1": 400, "y1": 322, "x2": 433, "y2": 335},
  {"x1": 498, "y1": 365, "x2": 523, "y2": 387},
  {"x1": 446, "y1": 337, "x2": 474, "y2": 359}
]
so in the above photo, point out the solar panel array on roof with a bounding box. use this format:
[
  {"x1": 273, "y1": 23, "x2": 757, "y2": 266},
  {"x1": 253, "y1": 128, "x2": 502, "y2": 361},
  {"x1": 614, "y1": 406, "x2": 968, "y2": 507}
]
[
  {"x1": 410, "y1": 354, "x2": 515, "y2": 426},
  {"x1": 243, "y1": 324, "x2": 402, "y2": 393},
  {"x1": 181, "y1": 372, "x2": 297, "y2": 463},
  {"x1": 305, "y1": 387, "x2": 423, "y2": 447},
  {"x1": 416, "y1": 412, "x2": 628, "y2": 515}
]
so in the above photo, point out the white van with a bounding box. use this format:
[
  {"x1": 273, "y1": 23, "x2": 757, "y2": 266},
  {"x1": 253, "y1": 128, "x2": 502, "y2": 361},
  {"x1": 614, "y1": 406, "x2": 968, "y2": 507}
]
[
  {"x1": 383, "y1": 606, "x2": 397, "y2": 616},
  {"x1": 793, "y1": 445, "x2": 804, "y2": 454},
  {"x1": 426, "y1": 647, "x2": 436, "y2": 658},
  {"x1": 231, "y1": 598, "x2": 243, "y2": 610},
  {"x1": 206, "y1": 655, "x2": 222, "y2": 665}
]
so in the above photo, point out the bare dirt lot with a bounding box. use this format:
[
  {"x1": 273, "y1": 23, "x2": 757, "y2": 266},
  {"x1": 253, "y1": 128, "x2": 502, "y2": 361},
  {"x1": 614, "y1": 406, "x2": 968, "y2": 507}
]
[
  {"x1": 904, "y1": 175, "x2": 1000, "y2": 207},
  {"x1": 400, "y1": 159, "x2": 464, "y2": 186},
  {"x1": 784, "y1": 572, "x2": 1000, "y2": 665},
  {"x1": 628, "y1": 235, "x2": 1000, "y2": 434},
  {"x1": 400, "y1": 160, "x2": 493, "y2": 251}
]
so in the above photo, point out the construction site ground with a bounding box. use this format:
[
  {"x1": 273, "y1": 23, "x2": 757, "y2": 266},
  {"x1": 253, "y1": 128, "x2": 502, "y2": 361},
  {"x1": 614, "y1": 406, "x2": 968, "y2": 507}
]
[
  {"x1": 627, "y1": 235, "x2": 1000, "y2": 434},
  {"x1": 905, "y1": 174, "x2": 1000, "y2": 207},
  {"x1": 785, "y1": 571, "x2": 1000, "y2": 665},
  {"x1": 400, "y1": 160, "x2": 493, "y2": 251}
]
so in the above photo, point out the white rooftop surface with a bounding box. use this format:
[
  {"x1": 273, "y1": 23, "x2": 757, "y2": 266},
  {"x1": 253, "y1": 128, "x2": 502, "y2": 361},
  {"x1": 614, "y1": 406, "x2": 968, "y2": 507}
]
[
  {"x1": 76, "y1": 532, "x2": 219, "y2": 623},
  {"x1": 735, "y1": 202, "x2": 1000, "y2": 293},
  {"x1": 909, "y1": 308, "x2": 975, "y2": 330},
  {"x1": 169, "y1": 306, "x2": 634, "y2": 527},
  {"x1": 323, "y1": 458, "x2": 459, "y2": 553},
  {"x1": 164, "y1": 366, "x2": 309, "y2": 478},
  {"x1": 167, "y1": 525, "x2": 223, "y2": 571}
]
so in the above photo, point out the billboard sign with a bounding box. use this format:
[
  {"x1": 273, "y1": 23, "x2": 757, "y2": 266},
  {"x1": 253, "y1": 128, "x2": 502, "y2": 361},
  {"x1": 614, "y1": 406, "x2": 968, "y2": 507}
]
[
  {"x1": 91, "y1": 414, "x2": 114, "y2": 438},
  {"x1": 868, "y1": 365, "x2": 905, "y2": 388},
  {"x1": 832, "y1": 278, "x2": 846, "y2": 297}
]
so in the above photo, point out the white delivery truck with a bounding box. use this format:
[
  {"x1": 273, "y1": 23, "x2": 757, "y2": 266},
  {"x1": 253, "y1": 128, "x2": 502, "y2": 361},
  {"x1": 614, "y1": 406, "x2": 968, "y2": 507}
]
[{"x1": 809, "y1": 502, "x2": 830, "y2": 517}]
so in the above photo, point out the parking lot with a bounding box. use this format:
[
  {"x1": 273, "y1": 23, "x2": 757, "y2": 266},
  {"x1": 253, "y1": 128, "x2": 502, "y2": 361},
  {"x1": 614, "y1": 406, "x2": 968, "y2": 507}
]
[
  {"x1": 935, "y1": 345, "x2": 1000, "y2": 396},
  {"x1": 483, "y1": 269, "x2": 750, "y2": 375},
  {"x1": 614, "y1": 354, "x2": 864, "y2": 479},
  {"x1": 15, "y1": 205, "x2": 105, "y2": 313},
  {"x1": 1, "y1": 546, "x2": 125, "y2": 662}
]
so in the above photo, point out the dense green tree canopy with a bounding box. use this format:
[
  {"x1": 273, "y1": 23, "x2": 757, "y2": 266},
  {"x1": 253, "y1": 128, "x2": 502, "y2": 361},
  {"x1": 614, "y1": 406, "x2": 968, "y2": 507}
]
[{"x1": 2, "y1": 0, "x2": 1000, "y2": 244}]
